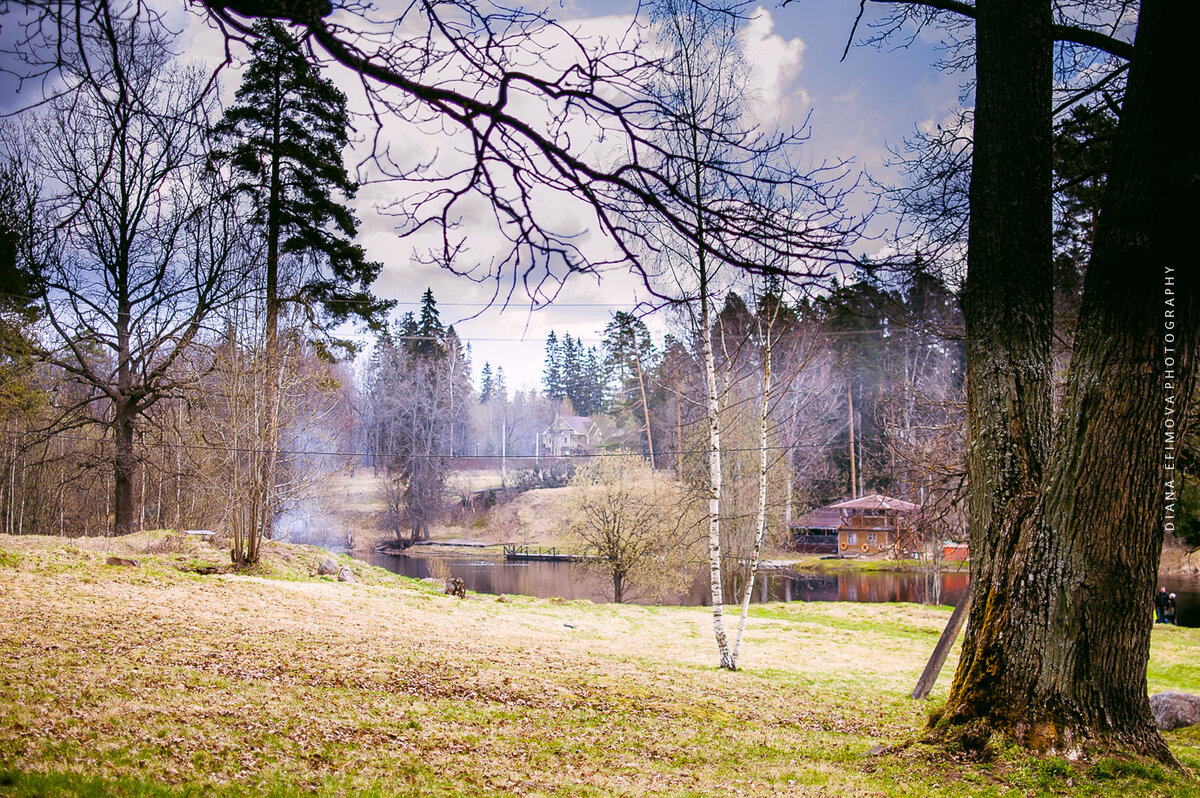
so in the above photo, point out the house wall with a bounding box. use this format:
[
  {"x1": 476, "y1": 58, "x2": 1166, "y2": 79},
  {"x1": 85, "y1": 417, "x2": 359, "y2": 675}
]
[{"x1": 838, "y1": 527, "x2": 894, "y2": 555}]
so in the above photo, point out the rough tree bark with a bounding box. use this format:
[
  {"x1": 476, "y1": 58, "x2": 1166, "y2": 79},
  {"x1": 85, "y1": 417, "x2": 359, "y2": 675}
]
[{"x1": 946, "y1": 0, "x2": 1200, "y2": 759}]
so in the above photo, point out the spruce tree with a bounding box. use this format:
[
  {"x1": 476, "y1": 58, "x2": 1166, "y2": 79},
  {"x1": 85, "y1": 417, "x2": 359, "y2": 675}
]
[
  {"x1": 561, "y1": 334, "x2": 581, "y2": 411},
  {"x1": 214, "y1": 19, "x2": 389, "y2": 353},
  {"x1": 411, "y1": 287, "x2": 445, "y2": 359},
  {"x1": 580, "y1": 346, "x2": 604, "y2": 416},
  {"x1": 480, "y1": 362, "x2": 493, "y2": 403},
  {"x1": 492, "y1": 365, "x2": 508, "y2": 404},
  {"x1": 543, "y1": 330, "x2": 563, "y2": 400}
]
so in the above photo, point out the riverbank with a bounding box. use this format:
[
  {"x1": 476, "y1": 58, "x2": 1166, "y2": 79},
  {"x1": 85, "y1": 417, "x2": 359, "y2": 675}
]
[
  {"x1": 782, "y1": 554, "x2": 971, "y2": 574},
  {"x1": 2, "y1": 532, "x2": 1200, "y2": 796},
  {"x1": 329, "y1": 474, "x2": 1198, "y2": 583}
]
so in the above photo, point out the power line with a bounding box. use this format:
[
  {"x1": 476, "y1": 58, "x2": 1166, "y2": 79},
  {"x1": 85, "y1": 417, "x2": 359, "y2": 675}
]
[
  {"x1": 390, "y1": 301, "x2": 639, "y2": 309},
  {"x1": 12, "y1": 429, "x2": 872, "y2": 460}
]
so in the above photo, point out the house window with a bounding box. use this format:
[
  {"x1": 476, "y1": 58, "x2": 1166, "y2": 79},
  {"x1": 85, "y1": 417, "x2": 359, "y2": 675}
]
[
  {"x1": 848, "y1": 532, "x2": 857, "y2": 545},
  {"x1": 868, "y1": 533, "x2": 878, "y2": 545}
]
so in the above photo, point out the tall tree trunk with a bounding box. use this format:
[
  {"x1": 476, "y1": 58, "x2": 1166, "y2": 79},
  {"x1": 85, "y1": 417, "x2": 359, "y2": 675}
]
[
  {"x1": 245, "y1": 69, "x2": 286, "y2": 565},
  {"x1": 635, "y1": 353, "x2": 655, "y2": 468},
  {"x1": 946, "y1": 0, "x2": 1199, "y2": 759},
  {"x1": 113, "y1": 404, "x2": 137, "y2": 536},
  {"x1": 676, "y1": 382, "x2": 684, "y2": 479},
  {"x1": 701, "y1": 278, "x2": 733, "y2": 669},
  {"x1": 847, "y1": 383, "x2": 858, "y2": 499},
  {"x1": 732, "y1": 322, "x2": 773, "y2": 668}
]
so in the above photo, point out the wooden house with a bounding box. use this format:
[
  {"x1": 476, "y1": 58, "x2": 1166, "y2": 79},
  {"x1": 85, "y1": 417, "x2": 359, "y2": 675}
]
[
  {"x1": 540, "y1": 414, "x2": 602, "y2": 457},
  {"x1": 830, "y1": 494, "x2": 920, "y2": 556},
  {"x1": 787, "y1": 506, "x2": 842, "y2": 553}
]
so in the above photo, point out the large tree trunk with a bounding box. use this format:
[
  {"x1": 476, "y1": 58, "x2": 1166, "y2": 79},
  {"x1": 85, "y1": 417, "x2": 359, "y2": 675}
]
[
  {"x1": 112, "y1": 403, "x2": 137, "y2": 537},
  {"x1": 946, "y1": 0, "x2": 1199, "y2": 759}
]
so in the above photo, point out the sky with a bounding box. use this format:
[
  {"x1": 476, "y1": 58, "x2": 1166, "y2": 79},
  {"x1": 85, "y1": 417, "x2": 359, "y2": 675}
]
[
  {"x1": 0, "y1": 0, "x2": 963, "y2": 392},
  {"x1": 345, "y1": 0, "x2": 962, "y2": 390}
]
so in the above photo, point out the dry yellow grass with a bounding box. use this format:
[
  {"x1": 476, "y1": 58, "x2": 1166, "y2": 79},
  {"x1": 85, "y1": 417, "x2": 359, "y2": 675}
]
[
  {"x1": 324, "y1": 472, "x2": 577, "y2": 551},
  {"x1": 4, "y1": 534, "x2": 1198, "y2": 797}
]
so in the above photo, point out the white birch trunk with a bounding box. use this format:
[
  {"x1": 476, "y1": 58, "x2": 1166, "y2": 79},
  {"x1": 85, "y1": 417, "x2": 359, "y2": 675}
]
[
  {"x1": 701, "y1": 292, "x2": 732, "y2": 669},
  {"x1": 731, "y1": 318, "x2": 772, "y2": 669}
]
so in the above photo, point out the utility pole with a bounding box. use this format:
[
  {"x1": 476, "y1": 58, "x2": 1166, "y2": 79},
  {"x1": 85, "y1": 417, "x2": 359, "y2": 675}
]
[{"x1": 848, "y1": 382, "x2": 857, "y2": 499}]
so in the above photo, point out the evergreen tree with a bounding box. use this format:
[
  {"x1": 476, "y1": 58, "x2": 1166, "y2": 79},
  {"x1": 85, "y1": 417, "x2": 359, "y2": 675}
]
[
  {"x1": 398, "y1": 311, "x2": 418, "y2": 342},
  {"x1": 492, "y1": 366, "x2": 508, "y2": 405},
  {"x1": 0, "y1": 160, "x2": 43, "y2": 419},
  {"x1": 480, "y1": 362, "x2": 494, "y2": 404},
  {"x1": 580, "y1": 346, "x2": 604, "y2": 416},
  {"x1": 602, "y1": 311, "x2": 655, "y2": 410},
  {"x1": 411, "y1": 287, "x2": 446, "y2": 359},
  {"x1": 561, "y1": 334, "x2": 581, "y2": 409},
  {"x1": 214, "y1": 19, "x2": 389, "y2": 353},
  {"x1": 543, "y1": 330, "x2": 564, "y2": 400}
]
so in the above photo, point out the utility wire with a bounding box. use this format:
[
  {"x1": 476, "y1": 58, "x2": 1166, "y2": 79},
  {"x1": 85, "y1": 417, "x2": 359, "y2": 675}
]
[{"x1": 9, "y1": 429, "x2": 883, "y2": 459}]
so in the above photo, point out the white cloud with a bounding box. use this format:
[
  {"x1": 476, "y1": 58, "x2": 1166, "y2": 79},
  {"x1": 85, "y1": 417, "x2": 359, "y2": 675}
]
[{"x1": 739, "y1": 8, "x2": 808, "y2": 125}]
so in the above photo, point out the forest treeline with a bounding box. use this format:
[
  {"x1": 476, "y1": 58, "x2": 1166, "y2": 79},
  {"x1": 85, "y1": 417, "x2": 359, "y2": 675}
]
[
  {"x1": 0, "y1": 8, "x2": 972, "y2": 554},
  {"x1": 357, "y1": 275, "x2": 968, "y2": 551}
]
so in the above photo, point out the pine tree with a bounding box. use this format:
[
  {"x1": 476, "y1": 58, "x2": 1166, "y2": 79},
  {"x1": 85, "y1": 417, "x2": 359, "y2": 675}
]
[
  {"x1": 562, "y1": 334, "x2": 581, "y2": 410},
  {"x1": 581, "y1": 346, "x2": 604, "y2": 416},
  {"x1": 214, "y1": 19, "x2": 389, "y2": 353},
  {"x1": 602, "y1": 311, "x2": 655, "y2": 410},
  {"x1": 480, "y1": 362, "x2": 494, "y2": 404},
  {"x1": 492, "y1": 366, "x2": 508, "y2": 404},
  {"x1": 411, "y1": 287, "x2": 446, "y2": 359},
  {"x1": 398, "y1": 311, "x2": 418, "y2": 342},
  {"x1": 543, "y1": 330, "x2": 564, "y2": 400}
]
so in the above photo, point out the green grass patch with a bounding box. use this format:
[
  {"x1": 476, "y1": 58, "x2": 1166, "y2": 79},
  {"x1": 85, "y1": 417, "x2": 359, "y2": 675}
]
[{"x1": 0, "y1": 533, "x2": 1198, "y2": 797}]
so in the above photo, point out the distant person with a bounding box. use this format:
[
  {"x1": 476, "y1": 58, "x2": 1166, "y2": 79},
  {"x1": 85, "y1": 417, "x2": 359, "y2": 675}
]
[
  {"x1": 1166, "y1": 593, "x2": 1178, "y2": 626},
  {"x1": 1156, "y1": 587, "x2": 1170, "y2": 623}
]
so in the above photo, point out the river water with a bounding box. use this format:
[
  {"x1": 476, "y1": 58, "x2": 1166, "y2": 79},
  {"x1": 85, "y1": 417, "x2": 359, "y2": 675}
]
[
  {"x1": 367, "y1": 551, "x2": 1200, "y2": 625},
  {"x1": 369, "y1": 551, "x2": 971, "y2": 607}
]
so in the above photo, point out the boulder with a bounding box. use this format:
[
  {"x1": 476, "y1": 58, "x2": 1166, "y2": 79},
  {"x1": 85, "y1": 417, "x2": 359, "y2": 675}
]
[
  {"x1": 1150, "y1": 691, "x2": 1200, "y2": 730},
  {"x1": 316, "y1": 558, "x2": 338, "y2": 576},
  {"x1": 445, "y1": 577, "x2": 466, "y2": 599},
  {"x1": 105, "y1": 556, "x2": 140, "y2": 567},
  {"x1": 337, "y1": 565, "x2": 355, "y2": 583}
]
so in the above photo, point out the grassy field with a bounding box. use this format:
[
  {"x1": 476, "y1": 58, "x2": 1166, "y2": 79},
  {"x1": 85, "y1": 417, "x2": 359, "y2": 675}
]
[{"x1": 2, "y1": 532, "x2": 1199, "y2": 797}]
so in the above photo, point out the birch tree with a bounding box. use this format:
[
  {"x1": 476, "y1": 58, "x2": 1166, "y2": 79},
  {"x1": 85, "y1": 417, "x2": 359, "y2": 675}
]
[{"x1": 642, "y1": 0, "x2": 857, "y2": 669}]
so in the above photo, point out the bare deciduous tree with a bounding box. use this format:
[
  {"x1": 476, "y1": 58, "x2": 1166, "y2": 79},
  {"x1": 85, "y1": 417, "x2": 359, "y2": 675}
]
[
  {"x1": 563, "y1": 453, "x2": 697, "y2": 604},
  {"x1": 23, "y1": 18, "x2": 243, "y2": 536}
]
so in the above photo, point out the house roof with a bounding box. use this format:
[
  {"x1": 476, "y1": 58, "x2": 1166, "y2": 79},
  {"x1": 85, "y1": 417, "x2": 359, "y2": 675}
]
[
  {"x1": 544, "y1": 414, "x2": 594, "y2": 435},
  {"x1": 791, "y1": 507, "x2": 842, "y2": 530},
  {"x1": 828, "y1": 494, "x2": 921, "y2": 512},
  {"x1": 562, "y1": 415, "x2": 592, "y2": 433}
]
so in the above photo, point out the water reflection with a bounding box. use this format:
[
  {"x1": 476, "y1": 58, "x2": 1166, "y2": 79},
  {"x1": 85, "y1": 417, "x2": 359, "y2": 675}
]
[
  {"x1": 366, "y1": 551, "x2": 1200, "y2": 626},
  {"x1": 369, "y1": 551, "x2": 971, "y2": 608}
]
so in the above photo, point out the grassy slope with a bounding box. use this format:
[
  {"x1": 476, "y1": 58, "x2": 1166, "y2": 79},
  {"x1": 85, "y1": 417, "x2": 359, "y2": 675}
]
[{"x1": 1, "y1": 533, "x2": 1199, "y2": 797}]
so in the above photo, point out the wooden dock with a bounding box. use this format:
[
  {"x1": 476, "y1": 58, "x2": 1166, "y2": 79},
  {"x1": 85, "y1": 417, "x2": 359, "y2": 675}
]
[{"x1": 503, "y1": 545, "x2": 585, "y2": 563}]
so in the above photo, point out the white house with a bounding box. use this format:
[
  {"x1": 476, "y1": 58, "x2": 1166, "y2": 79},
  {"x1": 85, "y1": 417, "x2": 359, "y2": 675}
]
[{"x1": 541, "y1": 414, "x2": 602, "y2": 457}]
